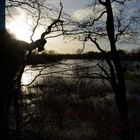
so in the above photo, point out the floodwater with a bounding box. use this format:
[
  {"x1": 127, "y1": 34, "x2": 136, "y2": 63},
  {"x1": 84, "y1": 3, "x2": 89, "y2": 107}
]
[
  {"x1": 21, "y1": 59, "x2": 140, "y2": 139},
  {"x1": 21, "y1": 59, "x2": 140, "y2": 86},
  {"x1": 21, "y1": 59, "x2": 103, "y2": 86}
]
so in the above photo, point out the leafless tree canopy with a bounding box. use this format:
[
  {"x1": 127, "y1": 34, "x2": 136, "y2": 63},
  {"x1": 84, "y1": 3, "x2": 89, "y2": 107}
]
[
  {"x1": 6, "y1": 0, "x2": 65, "y2": 42},
  {"x1": 62, "y1": 0, "x2": 139, "y2": 47}
]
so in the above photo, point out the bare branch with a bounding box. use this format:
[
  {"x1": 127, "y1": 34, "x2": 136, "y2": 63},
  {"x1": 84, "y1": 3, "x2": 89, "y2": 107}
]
[
  {"x1": 98, "y1": 0, "x2": 106, "y2": 6},
  {"x1": 40, "y1": 1, "x2": 64, "y2": 39},
  {"x1": 30, "y1": 4, "x2": 41, "y2": 42},
  {"x1": 90, "y1": 11, "x2": 107, "y2": 26},
  {"x1": 97, "y1": 64, "x2": 111, "y2": 80},
  {"x1": 58, "y1": 0, "x2": 63, "y2": 20},
  {"x1": 113, "y1": 0, "x2": 126, "y2": 5},
  {"x1": 45, "y1": 33, "x2": 63, "y2": 39},
  {"x1": 115, "y1": 18, "x2": 133, "y2": 42},
  {"x1": 89, "y1": 36, "x2": 106, "y2": 53}
]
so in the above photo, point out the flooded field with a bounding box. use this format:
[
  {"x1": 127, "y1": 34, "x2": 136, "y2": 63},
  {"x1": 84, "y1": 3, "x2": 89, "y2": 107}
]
[{"x1": 20, "y1": 59, "x2": 140, "y2": 140}]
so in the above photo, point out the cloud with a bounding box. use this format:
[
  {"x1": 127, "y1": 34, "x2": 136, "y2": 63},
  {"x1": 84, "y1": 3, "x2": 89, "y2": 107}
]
[
  {"x1": 46, "y1": 36, "x2": 84, "y2": 54},
  {"x1": 72, "y1": 7, "x2": 94, "y2": 21},
  {"x1": 72, "y1": 3, "x2": 105, "y2": 21}
]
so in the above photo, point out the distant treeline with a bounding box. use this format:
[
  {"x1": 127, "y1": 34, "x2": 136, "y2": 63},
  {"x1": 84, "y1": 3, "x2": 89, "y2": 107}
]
[{"x1": 28, "y1": 49, "x2": 140, "y2": 65}]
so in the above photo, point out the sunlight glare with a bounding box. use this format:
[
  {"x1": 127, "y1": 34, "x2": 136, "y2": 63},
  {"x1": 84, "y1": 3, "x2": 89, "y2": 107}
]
[
  {"x1": 21, "y1": 73, "x2": 33, "y2": 85},
  {"x1": 6, "y1": 15, "x2": 32, "y2": 42}
]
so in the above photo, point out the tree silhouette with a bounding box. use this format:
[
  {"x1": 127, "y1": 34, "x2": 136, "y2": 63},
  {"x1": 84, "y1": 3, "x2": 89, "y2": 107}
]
[
  {"x1": 63, "y1": 0, "x2": 139, "y2": 139},
  {"x1": 99, "y1": 1, "x2": 129, "y2": 139},
  {"x1": 0, "y1": 0, "x2": 10, "y2": 139},
  {"x1": 0, "y1": 0, "x2": 64, "y2": 139}
]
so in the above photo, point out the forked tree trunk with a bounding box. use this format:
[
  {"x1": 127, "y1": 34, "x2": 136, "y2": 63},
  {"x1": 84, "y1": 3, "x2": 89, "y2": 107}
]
[
  {"x1": 106, "y1": 0, "x2": 128, "y2": 121},
  {"x1": 104, "y1": 0, "x2": 131, "y2": 139}
]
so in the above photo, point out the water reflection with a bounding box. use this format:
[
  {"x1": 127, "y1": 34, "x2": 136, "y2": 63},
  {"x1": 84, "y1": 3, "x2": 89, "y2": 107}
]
[
  {"x1": 21, "y1": 59, "x2": 140, "y2": 86},
  {"x1": 21, "y1": 72, "x2": 33, "y2": 85}
]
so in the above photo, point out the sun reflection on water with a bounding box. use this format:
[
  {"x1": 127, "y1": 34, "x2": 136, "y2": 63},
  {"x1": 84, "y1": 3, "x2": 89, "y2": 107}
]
[{"x1": 21, "y1": 72, "x2": 33, "y2": 85}]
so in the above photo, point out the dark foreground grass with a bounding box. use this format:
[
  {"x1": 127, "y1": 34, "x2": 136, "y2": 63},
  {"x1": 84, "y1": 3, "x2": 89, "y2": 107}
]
[
  {"x1": 19, "y1": 76, "x2": 127, "y2": 140},
  {"x1": 124, "y1": 73, "x2": 140, "y2": 81}
]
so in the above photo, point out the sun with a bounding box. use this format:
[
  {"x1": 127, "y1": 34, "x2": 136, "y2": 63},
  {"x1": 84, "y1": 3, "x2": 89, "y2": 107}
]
[{"x1": 6, "y1": 15, "x2": 32, "y2": 43}]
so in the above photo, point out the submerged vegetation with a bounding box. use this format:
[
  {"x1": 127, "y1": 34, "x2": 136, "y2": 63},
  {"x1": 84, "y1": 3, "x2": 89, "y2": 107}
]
[
  {"x1": 17, "y1": 63, "x2": 140, "y2": 140},
  {"x1": 20, "y1": 75, "x2": 116, "y2": 140}
]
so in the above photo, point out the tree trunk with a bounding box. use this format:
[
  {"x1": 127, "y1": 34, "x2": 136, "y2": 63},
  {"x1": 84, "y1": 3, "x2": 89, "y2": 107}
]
[
  {"x1": 0, "y1": 0, "x2": 12, "y2": 139},
  {"x1": 105, "y1": 0, "x2": 131, "y2": 139}
]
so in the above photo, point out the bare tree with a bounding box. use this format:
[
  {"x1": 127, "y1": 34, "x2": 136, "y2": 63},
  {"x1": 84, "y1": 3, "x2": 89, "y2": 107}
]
[
  {"x1": 63, "y1": 0, "x2": 140, "y2": 140},
  {"x1": 1, "y1": 0, "x2": 64, "y2": 138}
]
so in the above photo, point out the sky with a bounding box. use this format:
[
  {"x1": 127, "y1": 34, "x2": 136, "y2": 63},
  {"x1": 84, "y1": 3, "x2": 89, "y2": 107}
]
[
  {"x1": 0, "y1": 0, "x2": 5, "y2": 30},
  {"x1": 6, "y1": 0, "x2": 140, "y2": 54}
]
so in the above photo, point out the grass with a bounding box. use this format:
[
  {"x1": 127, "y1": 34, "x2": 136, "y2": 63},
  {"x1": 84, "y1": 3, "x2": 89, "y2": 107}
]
[
  {"x1": 18, "y1": 64, "x2": 140, "y2": 140},
  {"x1": 124, "y1": 73, "x2": 140, "y2": 81},
  {"x1": 19, "y1": 75, "x2": 124, "y2": 140}
]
